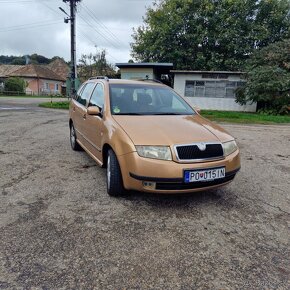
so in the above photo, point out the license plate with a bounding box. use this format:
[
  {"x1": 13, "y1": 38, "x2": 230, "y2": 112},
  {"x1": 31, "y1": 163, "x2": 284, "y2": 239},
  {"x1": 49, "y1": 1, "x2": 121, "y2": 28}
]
[{"x1": 184, "y1": 167, "x2": 225, "y2": 183}]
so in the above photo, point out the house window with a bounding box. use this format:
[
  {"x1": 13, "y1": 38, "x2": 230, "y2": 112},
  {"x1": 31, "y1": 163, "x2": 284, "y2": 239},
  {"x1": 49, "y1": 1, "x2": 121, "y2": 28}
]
[
  {"x1": 55, "y1": 84, "x2": 59, "y2": 91},
  {"x1": 184, "y1": 81, "x2": 205, "y2": 97},
  {"x1": 184, "y1": 81, "x2": 195, "y2": 97},
  {"x1": 45, "y1": 83, "x2": 49, "y2": 90},
  {"x1": 185, "y1": 80, "x2": 245, "y2": 99}
]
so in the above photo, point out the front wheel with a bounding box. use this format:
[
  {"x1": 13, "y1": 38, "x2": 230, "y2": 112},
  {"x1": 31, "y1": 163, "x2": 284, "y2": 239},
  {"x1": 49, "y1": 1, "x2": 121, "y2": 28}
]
[
  {"x1": 106, "y1": 149, "x2": 125, "y2": 196},
  {"x1": 70, "y1": 123, "x2": 82, "y2": 151}
]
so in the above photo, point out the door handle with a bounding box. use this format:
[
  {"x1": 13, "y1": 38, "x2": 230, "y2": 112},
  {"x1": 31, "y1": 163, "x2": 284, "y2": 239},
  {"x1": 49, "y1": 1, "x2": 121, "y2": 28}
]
[{"x1": 83, "y1": 113, "x2": 86, "y2": 119}]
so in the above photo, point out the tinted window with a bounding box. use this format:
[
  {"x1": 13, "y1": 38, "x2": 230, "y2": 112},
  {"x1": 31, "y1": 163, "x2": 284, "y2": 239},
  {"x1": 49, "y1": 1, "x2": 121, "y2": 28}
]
[
  {"x1": 76, "y1": 82, "x2": 95, "y2": 106},
  {"x1": 89, "y1": 83, "x2": 104, "y2": 108}
]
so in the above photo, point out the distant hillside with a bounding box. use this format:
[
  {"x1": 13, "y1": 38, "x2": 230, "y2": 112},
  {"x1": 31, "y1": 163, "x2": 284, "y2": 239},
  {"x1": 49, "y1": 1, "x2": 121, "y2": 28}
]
[{"x1": 0, "y1": 54, "x2": 67, "y2": 65}]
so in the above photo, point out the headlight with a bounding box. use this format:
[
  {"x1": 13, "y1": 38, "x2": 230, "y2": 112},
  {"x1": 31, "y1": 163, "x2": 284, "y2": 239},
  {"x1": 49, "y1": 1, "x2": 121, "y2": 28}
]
[
  {"x1": 135, "y1": 146, "x2": 172, "y2": 160},
  {"x1": 222, "y1": 140, "x2": 238, "y2": 156}
]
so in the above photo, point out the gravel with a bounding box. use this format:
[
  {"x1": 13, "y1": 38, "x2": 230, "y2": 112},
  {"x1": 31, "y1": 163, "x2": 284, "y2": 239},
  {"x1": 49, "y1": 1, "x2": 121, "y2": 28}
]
[{"x1": 0, "y1": 98, "x2": 289, "y2": 289}]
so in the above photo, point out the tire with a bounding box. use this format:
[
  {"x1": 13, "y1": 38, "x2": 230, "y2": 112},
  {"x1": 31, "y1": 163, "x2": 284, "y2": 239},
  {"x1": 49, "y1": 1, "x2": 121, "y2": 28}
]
[
  {"x1": 70, "y1": 123, "x2": 82, "y2": 151},
  {"x1": 106, "y1": 149, "x2": 125, "y2": 196}
]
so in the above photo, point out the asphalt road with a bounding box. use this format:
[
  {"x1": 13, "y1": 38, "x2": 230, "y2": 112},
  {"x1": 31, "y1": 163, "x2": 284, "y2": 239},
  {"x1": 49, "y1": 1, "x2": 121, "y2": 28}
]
[{"x1": 0, "y1": 98, "x2": 289, "y2": 289}]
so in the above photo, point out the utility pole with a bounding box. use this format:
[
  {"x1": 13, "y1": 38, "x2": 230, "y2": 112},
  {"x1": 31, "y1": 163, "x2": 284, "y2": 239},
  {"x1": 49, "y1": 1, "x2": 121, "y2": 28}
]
[{"x1": 61, "y1": 0, "x2": 81, "y2": 98}]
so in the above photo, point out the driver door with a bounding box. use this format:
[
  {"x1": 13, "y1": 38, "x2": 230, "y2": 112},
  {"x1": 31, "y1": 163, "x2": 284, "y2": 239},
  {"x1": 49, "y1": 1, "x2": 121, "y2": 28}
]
[{"x1": 83, "y1": 83, "x2": 105, "y2": 163}]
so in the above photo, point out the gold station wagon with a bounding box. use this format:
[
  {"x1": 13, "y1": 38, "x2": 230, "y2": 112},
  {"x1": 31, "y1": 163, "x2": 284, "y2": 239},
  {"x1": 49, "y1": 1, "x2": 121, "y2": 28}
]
[{"x1": 69, "y1": 77, "x2": 240, "y2": 196}]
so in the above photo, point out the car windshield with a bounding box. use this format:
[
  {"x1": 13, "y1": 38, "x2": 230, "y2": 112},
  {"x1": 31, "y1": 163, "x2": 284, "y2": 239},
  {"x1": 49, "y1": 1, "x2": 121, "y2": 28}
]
[{"x1": 109, "y1": 84, "x2": 195, "y2": 115}]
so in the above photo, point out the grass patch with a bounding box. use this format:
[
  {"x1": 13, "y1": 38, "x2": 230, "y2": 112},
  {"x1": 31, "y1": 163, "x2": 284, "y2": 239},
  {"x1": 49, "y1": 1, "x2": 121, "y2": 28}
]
[
  {"x1": 201, "y1": 110, "x2": 290, "y2": 124},
  {"x1": 0, "y1": 94, "x2": 66, "y2": 98},
  {"x1": 38, "y1": 103, "x2": 290, "y2": 124},
  {"x1": 39, "y1": 101, "x2": 69, "y2": 109}
]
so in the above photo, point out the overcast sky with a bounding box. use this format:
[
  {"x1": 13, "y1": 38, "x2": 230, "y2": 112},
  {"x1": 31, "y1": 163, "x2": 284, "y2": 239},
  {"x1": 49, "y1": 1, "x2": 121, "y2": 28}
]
[{"x1": 0, "y1": 0, "x2": 154, "y2": 65}]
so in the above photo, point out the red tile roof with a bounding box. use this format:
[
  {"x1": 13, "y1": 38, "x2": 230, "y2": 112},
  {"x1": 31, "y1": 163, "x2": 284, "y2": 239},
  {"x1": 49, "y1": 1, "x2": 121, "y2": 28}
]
[
  {"x1": 0, "y1": 65, "x2": 24, "y2": 78},
  {"x1": 47, "y1": 58, "x2": 70, "y2": 80},
  {"x1": 10, "y1": 64, "x2": 66, "y2": 81}
]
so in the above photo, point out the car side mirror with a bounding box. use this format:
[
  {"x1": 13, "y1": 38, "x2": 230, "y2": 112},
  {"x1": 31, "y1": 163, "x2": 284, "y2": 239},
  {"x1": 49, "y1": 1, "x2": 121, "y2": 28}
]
[{"x1": 87, "y1": 106, "x2": 102, "y2": 116}]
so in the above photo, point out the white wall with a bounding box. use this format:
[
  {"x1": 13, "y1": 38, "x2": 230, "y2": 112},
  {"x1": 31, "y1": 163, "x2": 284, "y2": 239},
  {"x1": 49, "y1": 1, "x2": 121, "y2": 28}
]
[
  {"x1": 185, "y1": 96, "x2": 257, "y2": 112},
  {"x1": 121, "y1": 68, "x2": 154, "y2": 80},
  {"x1": 174, "y1": 73, "x2": 257, "y2": 112}
]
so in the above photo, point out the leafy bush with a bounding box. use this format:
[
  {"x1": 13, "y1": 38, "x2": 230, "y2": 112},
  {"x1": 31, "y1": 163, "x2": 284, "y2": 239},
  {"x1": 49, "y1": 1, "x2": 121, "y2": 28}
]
[
  {"x1": 236, "y1": 40, "x2": 290, "y2": 114},
  {"x1": 4, "y1": 77, "x2": 26, "y2": 93}
]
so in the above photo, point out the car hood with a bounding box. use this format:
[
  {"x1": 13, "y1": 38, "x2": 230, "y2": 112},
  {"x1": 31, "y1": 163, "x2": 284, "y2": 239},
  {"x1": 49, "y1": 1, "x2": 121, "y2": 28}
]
[{"x1": 113, "y1": 114, "x2": 234, "y2": 145}]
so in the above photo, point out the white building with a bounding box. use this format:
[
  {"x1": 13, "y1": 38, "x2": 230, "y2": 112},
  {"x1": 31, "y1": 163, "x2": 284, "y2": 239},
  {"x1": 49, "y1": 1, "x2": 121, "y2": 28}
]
[
  {"x1": 172, "y1": 70, "x2": 257, "y2": 112},
  {"x1": 116, "y1": 63, "x2": 173, "y2": 85}
]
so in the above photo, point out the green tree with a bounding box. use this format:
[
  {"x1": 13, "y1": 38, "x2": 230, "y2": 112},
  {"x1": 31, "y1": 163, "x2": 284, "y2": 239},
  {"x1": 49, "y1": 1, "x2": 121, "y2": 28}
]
[
  {"x1": 4, "y1": 77, "x2": 26, "y2": 93},
  {"x1": 0, "y1": 55, "x2": 15, "y2": 64},
  {"x1": 0, "y1": 54, "x2": 57, "y2": 65},
  {"x1": 30, "y1": 54, "x2": 50, "y2": 64},
  {"x1": 131, "y1": 0, "x2": 290, "y2": 70},
  {"x1": 78, "y1": 49, "x2": 116, "y2": 81},
  {"x1": 51, "y1": 56, "x2": 68, "y2": 64},
  {"x1": 11, "y1": 57, "x2": 26, "y2": 65},
  {"x1": 236, "y1": 39, "x2": 290, "y2": 114}
]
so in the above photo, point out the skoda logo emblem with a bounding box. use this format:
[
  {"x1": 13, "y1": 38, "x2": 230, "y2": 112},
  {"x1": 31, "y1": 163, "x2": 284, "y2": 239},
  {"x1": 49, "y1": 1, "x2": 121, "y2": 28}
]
[{"x1": 197, "y1": 143, "x2": 207, "y2": 151}]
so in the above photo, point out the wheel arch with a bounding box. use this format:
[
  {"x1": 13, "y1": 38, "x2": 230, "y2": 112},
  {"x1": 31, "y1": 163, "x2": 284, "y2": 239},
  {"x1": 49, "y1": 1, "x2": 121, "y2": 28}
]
[{"x1": 102, "y1": 143, "x2": 113, "y2": 168}]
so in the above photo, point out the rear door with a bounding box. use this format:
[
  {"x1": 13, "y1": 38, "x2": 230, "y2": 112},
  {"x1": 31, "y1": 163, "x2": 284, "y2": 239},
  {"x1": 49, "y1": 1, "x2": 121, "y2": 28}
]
[{"x1": 71, "y1": 84, "x2": 85, "y2": 134}]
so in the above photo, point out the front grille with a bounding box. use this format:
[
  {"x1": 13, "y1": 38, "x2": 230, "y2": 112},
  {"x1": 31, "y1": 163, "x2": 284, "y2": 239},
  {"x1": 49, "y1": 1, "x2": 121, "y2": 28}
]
[
  {"x1": 155, "y1": 174, "x2": 235, "y2": 190},
  {"x1": 175, "y1": 143, "x2": 223, "y2": 161}
]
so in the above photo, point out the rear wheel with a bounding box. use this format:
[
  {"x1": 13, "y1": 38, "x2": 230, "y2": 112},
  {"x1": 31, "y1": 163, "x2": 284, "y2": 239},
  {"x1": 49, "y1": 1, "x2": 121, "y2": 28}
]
[
  {"x1": 106, "y1": 149, "x2": 125, "y2": 196},
  {"x1": 70, "y1": 123, "x2": 82, "y2": 151}
]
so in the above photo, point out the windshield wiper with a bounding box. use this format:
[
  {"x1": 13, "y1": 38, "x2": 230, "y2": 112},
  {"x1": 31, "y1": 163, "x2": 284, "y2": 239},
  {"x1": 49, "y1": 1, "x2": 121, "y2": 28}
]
[
  {"x1": 114, "y1": 113, "x2": 143, "y2": 115},
  {"x1": 115, "y1": 112, "x2": 191, "y2": 115},
  {"x1": 151, "y1": 112, "x2": 186, "y2": 115}
]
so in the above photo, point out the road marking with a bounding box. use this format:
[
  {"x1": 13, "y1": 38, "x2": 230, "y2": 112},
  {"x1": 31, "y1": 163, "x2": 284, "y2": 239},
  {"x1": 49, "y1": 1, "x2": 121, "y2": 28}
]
[{"x1": 0, "y1": 107, "x2": 30, "y2": 110}]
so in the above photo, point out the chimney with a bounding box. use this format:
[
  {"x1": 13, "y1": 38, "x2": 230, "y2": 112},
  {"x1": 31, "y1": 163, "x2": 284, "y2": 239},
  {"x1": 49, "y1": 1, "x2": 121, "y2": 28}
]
[{"x1": 24, "y1": 55, "x2": 30, "y2": 65}]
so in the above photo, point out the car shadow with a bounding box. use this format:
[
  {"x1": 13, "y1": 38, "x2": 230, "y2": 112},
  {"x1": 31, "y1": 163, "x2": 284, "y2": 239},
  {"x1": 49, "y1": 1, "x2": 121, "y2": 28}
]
[
  {"x1": 120, "y1": 187, "x2": 238, "y2": 210},
  {"x1": 77, "y1": 152, "x2": 239, "y2": 211}
]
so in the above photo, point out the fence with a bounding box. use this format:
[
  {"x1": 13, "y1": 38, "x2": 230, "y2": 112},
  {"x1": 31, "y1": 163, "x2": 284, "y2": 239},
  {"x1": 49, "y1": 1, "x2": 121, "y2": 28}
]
[{"x1": 0, "y1": 90, "x2": 33, "y2": 96}]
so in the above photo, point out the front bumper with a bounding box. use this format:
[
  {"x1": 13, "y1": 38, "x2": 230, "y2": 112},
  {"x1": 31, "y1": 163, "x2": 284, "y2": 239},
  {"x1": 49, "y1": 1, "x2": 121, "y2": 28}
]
[{"x1": 118, "y1": 149, "x2": 241, "y2": 193}]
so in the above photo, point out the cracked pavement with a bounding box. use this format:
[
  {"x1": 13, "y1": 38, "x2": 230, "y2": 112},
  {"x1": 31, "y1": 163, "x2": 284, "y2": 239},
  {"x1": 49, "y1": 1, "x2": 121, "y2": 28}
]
[{"x1": 0, "y1": 98, "x2": 289, "y2": 289}]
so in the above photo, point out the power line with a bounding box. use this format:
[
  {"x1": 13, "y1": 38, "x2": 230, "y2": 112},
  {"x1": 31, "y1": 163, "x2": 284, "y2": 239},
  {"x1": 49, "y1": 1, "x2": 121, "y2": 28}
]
[
  {"x1": 78, "y1": 14, "x2": 120, "y2": 50},
  {"x1": 77, "y1": 23, "x2": 119, "y2": 63},
  {"x1": 39, "y1": 0, "x2": 119, "y2": 62},
  {"x1": 0, "y1": 19, "x2": 60, "y2": 30},
  {"x1": 0, "y1": 0, "x2": 59, "y2": 3},
  {"x1": 0, "y1": 1, "x2": 35, "y2": 3},
  {"x1": 0, "y1": 0, "x2": 120, "y2": 64},
  {"x1": 0, "y1": 21, "x2": 62, "y2": 33},
  {"x1": 41, "y1": 1, "x2": 64, "y2": 17},
  {"x1": 77, "y1": 27, "x2": 96, "y2": 47},
  {"x1": 80, "y1": 3, "x2": 128, "y2": 48}
]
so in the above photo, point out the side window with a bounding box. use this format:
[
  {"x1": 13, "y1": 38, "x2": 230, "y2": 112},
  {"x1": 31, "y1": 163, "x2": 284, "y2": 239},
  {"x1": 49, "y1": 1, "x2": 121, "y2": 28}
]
[
  {"x1": 75, "y1": 84, "x2": 85, "y2": 100},
  {"x1": 89, "y1": 83, "x2": 104, "y2": 109},
  {"x1": 76, "y1": 82, "x2": 95, "y2": 106}
]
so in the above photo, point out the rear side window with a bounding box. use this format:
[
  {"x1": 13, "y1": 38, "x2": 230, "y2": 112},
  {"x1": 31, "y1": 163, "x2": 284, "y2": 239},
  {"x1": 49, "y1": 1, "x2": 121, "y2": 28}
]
[{"x1": 76, "y1": 82, "x2": 95, "y2": 106}]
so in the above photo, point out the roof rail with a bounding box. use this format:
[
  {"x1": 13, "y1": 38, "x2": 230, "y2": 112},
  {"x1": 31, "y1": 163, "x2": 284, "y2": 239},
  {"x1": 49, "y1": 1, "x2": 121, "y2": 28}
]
[
  {"x1": 136, "y1": 78, "x2": 163, "y2": 84},
  {"x1": 89, "y1": 76, "x2": 109, "y2": 81}
]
